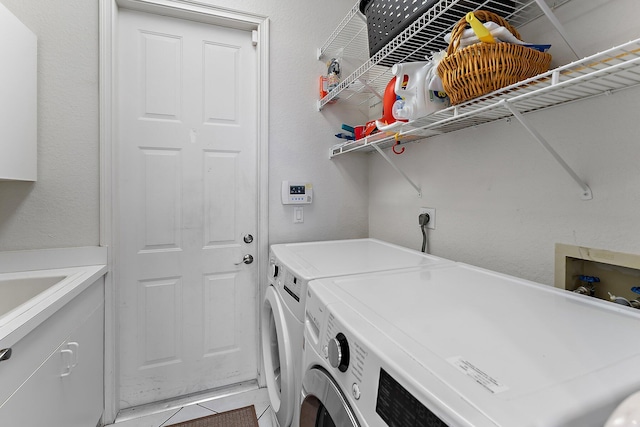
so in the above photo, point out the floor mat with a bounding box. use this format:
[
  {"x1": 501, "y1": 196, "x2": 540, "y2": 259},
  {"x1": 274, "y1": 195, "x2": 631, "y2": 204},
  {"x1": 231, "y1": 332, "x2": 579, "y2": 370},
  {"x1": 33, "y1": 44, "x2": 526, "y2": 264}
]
[{"x1": 166, "y1": 405, "x2": 259, "y2": 427}]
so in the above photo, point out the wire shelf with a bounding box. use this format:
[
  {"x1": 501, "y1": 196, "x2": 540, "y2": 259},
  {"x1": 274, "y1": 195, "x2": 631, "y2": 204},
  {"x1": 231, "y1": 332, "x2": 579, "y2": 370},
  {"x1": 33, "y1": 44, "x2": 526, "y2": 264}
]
[
  {"x1": 330, "y1": 38, "x2": 640, "y2": 157},
  {"x1": 319, "y1": 0, "x2": 572, "y2": 110},
  {"x1": 318, "y1": 2, "x2": 370, "y2": 62}
]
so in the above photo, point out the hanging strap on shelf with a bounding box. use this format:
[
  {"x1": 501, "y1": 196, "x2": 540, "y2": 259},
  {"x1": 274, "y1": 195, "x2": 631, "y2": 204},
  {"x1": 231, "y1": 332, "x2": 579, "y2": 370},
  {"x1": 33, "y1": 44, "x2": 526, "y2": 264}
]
[{"x1": 392, "y1": 133, "x2": 405, "y2": 154}]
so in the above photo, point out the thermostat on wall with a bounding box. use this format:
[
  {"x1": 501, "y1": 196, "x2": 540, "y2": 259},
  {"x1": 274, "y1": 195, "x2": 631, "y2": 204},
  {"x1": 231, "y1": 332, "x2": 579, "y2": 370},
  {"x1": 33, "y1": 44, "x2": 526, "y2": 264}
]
[{"x1": 281, "y1": 181, "x2": 313, "y2": 205}]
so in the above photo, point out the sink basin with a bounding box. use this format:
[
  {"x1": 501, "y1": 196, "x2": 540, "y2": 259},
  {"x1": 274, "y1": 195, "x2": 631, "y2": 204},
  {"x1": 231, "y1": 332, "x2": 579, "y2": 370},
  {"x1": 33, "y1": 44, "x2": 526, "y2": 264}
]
[
  {"x1": 0, "y1": 275, "x2": 67, "y2": 317},
  {"x1": 0, "y1": 265, "x2": 107, "y2": 348}
]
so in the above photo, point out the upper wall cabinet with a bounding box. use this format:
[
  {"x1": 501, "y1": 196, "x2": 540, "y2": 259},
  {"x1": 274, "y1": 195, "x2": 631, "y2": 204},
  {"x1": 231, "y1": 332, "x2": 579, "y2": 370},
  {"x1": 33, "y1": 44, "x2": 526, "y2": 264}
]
[{"x1": 0, "y1": 3, "x2": 37, "y2": 182}]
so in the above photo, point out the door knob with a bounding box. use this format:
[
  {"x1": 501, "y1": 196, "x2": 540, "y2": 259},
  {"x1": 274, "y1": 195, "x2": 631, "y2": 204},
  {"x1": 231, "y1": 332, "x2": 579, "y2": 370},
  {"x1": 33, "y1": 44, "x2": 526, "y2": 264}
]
[
  {"x1": 235, "y1": 254, "x2": 254, "y2": 265},
  {"x1": 243, "y1": 234, "x2": 254, "y2": 244}
]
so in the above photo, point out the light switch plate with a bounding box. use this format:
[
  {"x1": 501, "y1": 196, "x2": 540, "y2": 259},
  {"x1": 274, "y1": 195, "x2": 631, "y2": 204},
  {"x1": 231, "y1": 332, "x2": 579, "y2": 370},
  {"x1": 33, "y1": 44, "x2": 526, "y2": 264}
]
[{"x1": 294, "y1": 206, "x2": 304, "y2": 223}]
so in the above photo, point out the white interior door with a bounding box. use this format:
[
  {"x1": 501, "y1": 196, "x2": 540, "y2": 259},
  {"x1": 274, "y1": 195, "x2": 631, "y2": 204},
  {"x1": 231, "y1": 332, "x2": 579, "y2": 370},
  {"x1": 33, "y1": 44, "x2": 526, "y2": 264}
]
[{"x1": 116, "y1": 8, "x2": 259, "y2": 408}]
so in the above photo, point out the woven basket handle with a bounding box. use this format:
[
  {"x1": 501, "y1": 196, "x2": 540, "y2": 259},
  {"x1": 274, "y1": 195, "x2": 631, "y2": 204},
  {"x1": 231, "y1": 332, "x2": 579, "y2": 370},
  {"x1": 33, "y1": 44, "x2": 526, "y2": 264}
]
[{"x1": 447, "y1": 10, "x2": 522, "y2": 55}]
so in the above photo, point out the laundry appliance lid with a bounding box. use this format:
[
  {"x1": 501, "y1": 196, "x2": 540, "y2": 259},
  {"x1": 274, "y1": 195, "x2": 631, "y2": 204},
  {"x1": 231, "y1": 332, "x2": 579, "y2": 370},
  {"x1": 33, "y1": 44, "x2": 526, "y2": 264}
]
[
  {"x1": 270, "y1": 238, "x2": 452, "y2": 281},
  {"x1": 315, "y1": 263, "x2": 640, "y2": 427}
]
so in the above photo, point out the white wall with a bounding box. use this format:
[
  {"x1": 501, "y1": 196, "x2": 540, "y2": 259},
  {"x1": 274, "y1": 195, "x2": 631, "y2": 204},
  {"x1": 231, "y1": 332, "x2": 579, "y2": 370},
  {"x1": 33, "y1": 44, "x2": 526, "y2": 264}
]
[
  {"x1": 0, "y1": 0, "x2": 100, "y2": 251},
  {"x1": 7, "y1": 0, "x2": 631, "y2": 281},
  {"x1": 0, "y1": 0, "x2": 369, "y2": 252},
  {"x1": 369, "y1": 0, "x2": 640, "y2": 285},
  {"x1": 199, "y1": 0, "x2": 370, "y2": 244}
]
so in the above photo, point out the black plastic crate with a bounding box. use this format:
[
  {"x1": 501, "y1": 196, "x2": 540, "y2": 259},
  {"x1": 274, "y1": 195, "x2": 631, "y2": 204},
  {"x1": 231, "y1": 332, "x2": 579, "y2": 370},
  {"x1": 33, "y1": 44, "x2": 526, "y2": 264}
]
[{"x1": 359, "y1": 0, "x2": 515, "y2": 66}]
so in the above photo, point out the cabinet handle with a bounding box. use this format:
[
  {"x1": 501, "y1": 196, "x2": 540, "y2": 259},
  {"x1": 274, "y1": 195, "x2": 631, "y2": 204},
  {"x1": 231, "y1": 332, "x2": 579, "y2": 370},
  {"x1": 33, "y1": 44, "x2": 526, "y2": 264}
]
[
  {"x1": 67, "y1": 342, "x2": 79, "y2": 368},
  {"x1": 0, "y1": 348, "x2": 12, "y2": 362},
  {"x1": 60, "y1": 349, "x2": 73, "y2": 377}
]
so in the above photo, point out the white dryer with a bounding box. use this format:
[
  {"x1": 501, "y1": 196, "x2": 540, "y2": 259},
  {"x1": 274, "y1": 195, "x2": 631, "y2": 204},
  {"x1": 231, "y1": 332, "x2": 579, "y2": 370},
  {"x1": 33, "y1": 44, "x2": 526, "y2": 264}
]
[
  {"x1": 301, "y1": 263, "x2": 640, "y2": 427},
  {"x1": 261, "y1": 238, "x2": 453, "y2": 427}
]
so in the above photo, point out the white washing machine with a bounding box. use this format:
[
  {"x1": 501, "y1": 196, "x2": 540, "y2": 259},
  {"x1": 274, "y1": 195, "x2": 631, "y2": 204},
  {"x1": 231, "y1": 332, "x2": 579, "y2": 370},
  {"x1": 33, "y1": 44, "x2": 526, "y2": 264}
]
[
  {"x1": 301, "y1": 263, "x2": 640, "y2": 427},
  {"x1": 261, "y1": 238, "x2": 453, "y2": 427}
]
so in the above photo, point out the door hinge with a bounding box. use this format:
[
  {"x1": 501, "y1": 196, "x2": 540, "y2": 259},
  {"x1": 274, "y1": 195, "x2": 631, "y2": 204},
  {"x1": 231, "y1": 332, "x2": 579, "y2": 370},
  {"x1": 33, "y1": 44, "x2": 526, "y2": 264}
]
[{"x1": 252, "y1": 30, "x2": 258, "y2": 46}]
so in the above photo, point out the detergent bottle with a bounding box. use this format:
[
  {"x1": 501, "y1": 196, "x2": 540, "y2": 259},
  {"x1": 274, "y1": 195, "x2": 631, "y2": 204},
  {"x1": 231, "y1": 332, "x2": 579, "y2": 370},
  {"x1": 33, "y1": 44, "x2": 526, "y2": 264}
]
[
  {"x1": 391, "y1": 59, "x2": 449, "y2": 121},
  {"x1": 391, "y1": 61, "x2": 430, "y2": 121},
  {"x1": 375, "y1": 76, "x2": 408, "y2": 131}
]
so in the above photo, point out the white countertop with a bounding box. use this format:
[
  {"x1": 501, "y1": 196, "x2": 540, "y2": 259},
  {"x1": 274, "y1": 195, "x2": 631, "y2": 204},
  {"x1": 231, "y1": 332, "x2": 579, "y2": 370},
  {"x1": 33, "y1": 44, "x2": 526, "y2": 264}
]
[{"x1": 0, "y1": 246, "x2": 108, "y2": 349}]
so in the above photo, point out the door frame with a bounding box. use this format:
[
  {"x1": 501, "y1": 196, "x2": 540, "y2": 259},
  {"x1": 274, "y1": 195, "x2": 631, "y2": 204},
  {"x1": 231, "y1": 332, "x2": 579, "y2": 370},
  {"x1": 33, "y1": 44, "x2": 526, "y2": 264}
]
[{"x1": 99, "y1": 0, "x2": 269, "y2": 422}]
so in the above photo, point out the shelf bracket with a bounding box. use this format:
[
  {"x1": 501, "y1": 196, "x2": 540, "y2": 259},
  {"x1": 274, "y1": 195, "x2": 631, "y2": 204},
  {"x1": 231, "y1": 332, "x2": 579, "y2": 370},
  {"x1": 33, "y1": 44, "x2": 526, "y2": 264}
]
[
  {"x1": 502, "y1": 101, "x2": 592, "y2": 200},
  {"x1": 359, "y1": 79, "x2": 384, "y2": 100},
  {"x1": 372, "y1": 143, "x2": 422, "y2": 197},
  {"x1": 533, "y1": 0, "x2": 582, "y2": 60}
]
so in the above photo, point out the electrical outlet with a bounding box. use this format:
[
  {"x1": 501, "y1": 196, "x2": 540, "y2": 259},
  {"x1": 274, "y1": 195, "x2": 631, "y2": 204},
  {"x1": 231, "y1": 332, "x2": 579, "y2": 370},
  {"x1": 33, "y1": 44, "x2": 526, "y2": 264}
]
[{"x1": 419, "y1": 207, "x2": 436, "y2": 229}]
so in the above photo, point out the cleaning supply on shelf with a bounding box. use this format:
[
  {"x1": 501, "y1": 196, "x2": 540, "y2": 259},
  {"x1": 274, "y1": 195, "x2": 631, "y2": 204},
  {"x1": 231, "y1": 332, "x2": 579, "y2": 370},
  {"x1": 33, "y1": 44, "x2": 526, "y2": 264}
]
[
  {"x1": 388, "y1": 57, "x2": 450, "y2": 123},
  {"x1": 326, "y1": 57, "x2": 341, "y2": 91},
  {"x1": 318, "y1": 76, "x2": 337, "y2": 104},
  {"x1": 427, "y1": 51, "x2": 450, "y2": 109},
  {"x1": 334, "y1": 132, "x2": 354, "y2": 140},
  {"x1": 341, "y1": 124, "x2": 355, "y2": 133},
  {"x1": 364, "y1": 120, "x2": 378, "y2": 137},
  {"x1": 375, "y1": 76, "x2": 407, "y2": 131},
  {"x1": 319, "y1": 58, "x2": 342, "y2": 103},
  {"x1": 390, "y1": 61, "x2": 431, "y2": 121}
]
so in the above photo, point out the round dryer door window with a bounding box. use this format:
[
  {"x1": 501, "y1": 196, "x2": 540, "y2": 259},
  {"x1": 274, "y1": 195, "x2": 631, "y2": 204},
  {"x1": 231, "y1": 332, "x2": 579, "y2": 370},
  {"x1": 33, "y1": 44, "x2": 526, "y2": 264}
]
[
  {"x1": 262, "y1": 286, "x2": 295, "y2": 427},
  {"x1": 300, "y1": 367, "x2": 359, "y2": 427}
]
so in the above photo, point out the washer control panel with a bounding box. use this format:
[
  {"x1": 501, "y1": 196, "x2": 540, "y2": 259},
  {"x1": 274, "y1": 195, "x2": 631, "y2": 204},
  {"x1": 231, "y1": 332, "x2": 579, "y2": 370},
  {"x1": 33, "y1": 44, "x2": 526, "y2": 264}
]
[
  {"x1": 306, "y1": 282, "x2": 454, "y2": 426},
  {"x1": 328, "y1": 333, "x2": 350, "y2": 372}
]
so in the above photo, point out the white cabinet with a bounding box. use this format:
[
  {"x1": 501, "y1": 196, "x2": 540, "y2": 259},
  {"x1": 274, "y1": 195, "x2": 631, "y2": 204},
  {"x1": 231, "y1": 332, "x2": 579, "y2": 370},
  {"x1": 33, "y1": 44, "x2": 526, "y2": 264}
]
[
  {"x1": 0, "y1": 2, "x2": 37, "y2": 181},
  {"x1": 0, "y1": 278, "x2": 104, "y2": 426}
]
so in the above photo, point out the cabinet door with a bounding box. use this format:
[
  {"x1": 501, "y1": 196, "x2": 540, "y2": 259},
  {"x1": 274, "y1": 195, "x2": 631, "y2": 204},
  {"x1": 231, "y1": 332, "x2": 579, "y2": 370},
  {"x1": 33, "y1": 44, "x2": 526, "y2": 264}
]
[
  {"x1": 0, "y1": 340, "x2": 67, "y2": 426},
  {"x1": 0, "y1": 2, "x2": 37, "y2": 181},
  {"x1": 61, "y1": 302, "x2": 104, "y2": 427},
  {"x1": 0, "y1": 303, "x2": 104, "y2": 426}
]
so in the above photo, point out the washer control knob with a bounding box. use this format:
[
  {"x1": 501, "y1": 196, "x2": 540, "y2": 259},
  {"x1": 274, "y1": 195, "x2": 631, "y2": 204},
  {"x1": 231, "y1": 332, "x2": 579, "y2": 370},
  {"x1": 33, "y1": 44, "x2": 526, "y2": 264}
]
[
  {"x1": 352, "y1": 383, "x2": 361, "y2": 400},
  {"x1": 328, "y1": 333, "x2": 350, "y2": 372}
]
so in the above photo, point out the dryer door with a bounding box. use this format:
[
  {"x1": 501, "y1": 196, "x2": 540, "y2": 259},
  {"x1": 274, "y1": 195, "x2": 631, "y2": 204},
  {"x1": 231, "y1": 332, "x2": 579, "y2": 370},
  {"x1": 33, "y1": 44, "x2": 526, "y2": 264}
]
[
  {"x1": 262, "y1": 285, "x2": 295, "y2": 427},
  {"x1": 300, "y1": 367, "x2": 359, "y2": 427}
]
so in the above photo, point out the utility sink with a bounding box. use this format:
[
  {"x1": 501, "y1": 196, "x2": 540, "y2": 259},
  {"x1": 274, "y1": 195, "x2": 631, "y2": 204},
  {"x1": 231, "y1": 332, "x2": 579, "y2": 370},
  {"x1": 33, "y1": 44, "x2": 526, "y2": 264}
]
[{"x1": 0, "y1": 276, "x2": 67, "y2": 317}]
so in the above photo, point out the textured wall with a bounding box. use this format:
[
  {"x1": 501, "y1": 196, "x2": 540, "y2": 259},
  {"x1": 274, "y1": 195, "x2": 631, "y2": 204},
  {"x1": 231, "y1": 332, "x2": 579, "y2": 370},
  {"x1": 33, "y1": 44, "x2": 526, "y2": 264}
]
[
  {"x1": 0, "y1": 0, "x2": 369, "y2": 252},
  {"x1": 368, "y1": 0, "x2": 640, "y2": 285},
  {"x1": 198, "y1": 0, "x2": 370, "y2": 244},
  {"x1": 0, "y1": 0, "x2": 99, "y2": 251}
]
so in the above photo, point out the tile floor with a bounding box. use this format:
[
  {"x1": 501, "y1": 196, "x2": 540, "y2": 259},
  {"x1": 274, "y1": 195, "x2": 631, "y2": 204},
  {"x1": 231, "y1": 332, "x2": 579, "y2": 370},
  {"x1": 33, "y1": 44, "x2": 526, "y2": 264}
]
[{"x1": 107, "y1": 384, "x2": 275, "y2": 427}]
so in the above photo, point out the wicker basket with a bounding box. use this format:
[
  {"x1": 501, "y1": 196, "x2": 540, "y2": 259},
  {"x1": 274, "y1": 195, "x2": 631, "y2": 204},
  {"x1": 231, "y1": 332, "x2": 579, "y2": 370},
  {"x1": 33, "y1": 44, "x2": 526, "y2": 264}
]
[{"x1": 437, "y1": 10, "x2": 552, "y2": 105}]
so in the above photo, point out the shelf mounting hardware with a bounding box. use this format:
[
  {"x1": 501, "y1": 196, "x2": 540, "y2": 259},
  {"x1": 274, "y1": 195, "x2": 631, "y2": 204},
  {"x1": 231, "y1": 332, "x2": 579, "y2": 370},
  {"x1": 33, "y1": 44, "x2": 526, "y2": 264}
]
[
  {"x1": 502, "y1": 101, "x2": 592, "y2": 200},
  {"x1": 359, "y1": 79, "x2": 383, "y2": 100},
  {"x1": 371, "y1": 143, "x2": 422, "y2": 197},
  {"x1": 532, "y1": 0, "x2": 582, "y2": 60}
]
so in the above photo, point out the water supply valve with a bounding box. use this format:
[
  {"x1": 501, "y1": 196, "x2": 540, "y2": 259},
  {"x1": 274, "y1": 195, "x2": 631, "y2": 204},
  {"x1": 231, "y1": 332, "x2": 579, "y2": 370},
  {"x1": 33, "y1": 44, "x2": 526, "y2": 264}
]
[{"x1": 573, "y1": 275, "x2": 599, "y2": 296}]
